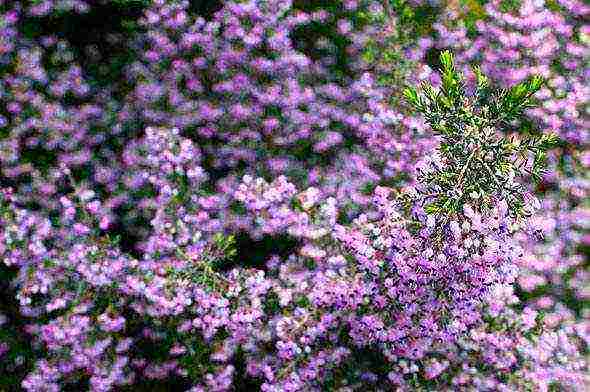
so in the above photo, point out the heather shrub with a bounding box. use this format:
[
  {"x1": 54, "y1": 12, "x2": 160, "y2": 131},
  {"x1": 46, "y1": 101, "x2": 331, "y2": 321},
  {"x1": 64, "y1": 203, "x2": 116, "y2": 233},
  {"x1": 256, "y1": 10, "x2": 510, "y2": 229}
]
[
  {"x1": 0, "y1": 1, "x2": 588, "y2": 391},
  {"x1": 1, "y1": 0, "x2": 436, "y2": 252},
  {"x1": 420, "y1": 0, "x2": 589, "y2": 344},
  {"x1": 2, "y1": 46, "x2": 588, "y2": 390}
]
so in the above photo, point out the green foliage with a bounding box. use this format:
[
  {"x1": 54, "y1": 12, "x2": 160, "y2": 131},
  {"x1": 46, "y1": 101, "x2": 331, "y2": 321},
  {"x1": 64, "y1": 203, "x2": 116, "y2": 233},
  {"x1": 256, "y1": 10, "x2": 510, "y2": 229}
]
[
  {"x1": 211, "y1": 232, "x2": 238, "y2": 262},
  {"x1": 170, "y1": 233, "x2": 237, "y2": 291},
  {"x1": 404, "y1": 51, "x2": 560, "y2": 216}
]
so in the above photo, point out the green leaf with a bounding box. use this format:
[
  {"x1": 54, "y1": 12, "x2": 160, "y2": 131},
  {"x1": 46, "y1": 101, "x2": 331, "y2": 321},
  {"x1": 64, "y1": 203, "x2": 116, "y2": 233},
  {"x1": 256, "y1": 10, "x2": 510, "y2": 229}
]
[
  {"x1": 473, "y1": 66, "x2": 489, "y2": 89},
  {"x1": 527, "y1": 75, "x2": 544, "y2": 94},
  {"x1": 439, "y1": 50, "x2": 455, "y2": 73},
  {"x1": 403, "y1": 87, "x2": 421, "y2": 108},
  {"x1": 537, "y1": 133, "x2": 561, "y2": 150}
]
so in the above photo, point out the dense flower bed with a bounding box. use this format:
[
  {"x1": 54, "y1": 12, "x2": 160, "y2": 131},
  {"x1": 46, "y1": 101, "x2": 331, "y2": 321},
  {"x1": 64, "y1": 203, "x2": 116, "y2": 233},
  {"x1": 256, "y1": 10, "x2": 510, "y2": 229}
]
[{"x1": 0, "y1": 0, "x2": 587, "y2": 390}]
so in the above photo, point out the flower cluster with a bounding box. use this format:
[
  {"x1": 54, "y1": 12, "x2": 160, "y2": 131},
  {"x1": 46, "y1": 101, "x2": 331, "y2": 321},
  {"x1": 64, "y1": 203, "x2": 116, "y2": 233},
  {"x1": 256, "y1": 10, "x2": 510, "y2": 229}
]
[{"x1": 0, "y1": 0, "x2": 588, "y2": 391}]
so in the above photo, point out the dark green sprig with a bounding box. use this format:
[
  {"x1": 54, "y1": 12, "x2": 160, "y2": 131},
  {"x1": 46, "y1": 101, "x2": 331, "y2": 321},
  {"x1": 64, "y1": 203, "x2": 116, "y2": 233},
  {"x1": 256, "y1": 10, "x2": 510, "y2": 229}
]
[{"x1": 403, "y1": 51, "x2": 560, "y2": 217}]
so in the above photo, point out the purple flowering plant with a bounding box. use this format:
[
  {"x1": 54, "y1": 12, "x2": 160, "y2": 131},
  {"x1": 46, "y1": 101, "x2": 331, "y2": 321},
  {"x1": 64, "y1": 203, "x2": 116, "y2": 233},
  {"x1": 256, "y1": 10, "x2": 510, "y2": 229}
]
[{"x1": 0, "y1": 1, "x2": 588, "y2": 391}]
